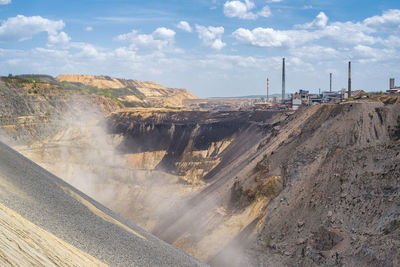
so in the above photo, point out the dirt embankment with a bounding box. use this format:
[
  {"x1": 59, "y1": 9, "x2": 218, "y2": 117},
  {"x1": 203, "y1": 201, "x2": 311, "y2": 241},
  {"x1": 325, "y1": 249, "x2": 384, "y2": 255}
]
[{"x1": 244, "y1": 102, "x2": 400, "y2": 266}]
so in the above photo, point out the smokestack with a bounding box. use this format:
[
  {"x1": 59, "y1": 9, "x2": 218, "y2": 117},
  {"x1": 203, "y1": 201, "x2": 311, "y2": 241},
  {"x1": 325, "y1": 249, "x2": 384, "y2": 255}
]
[
  {"x1": 390, "y1": 78, "x2": 395, "y2": 90},
  {"x1": 348, "y1": 61, "x2": 352, "y2": 98},
  {"x1": 330, "y1": 73, "x2": 332, "y2": 92},
  {"x1": 282, "y1": 58, "x2": 286, "y2": 100},
  {"x1": 267, "y1": 78, "x2": 269, "y2": 100}
]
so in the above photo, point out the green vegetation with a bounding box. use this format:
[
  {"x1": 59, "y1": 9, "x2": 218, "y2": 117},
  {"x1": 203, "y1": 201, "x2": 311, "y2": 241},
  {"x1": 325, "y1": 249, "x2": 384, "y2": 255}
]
[
  {"x1": 166, "y1": 106, "x2": 181, "y2": 110},
  {"x1": 263, "y1": 153, "x2": 268, "y2": 160},
  {"x1": 45, "y1": 108, "x2": 52, "y2": 117},
  {"x1": 265, "y1": 237, "x2": 271, "y2": 248},
  {"x1": 383, "y1": 219, "x2": 400, "y2": 235},
  {"x1": 5, "y1": 75, "x2": 45, "y2": 84}
]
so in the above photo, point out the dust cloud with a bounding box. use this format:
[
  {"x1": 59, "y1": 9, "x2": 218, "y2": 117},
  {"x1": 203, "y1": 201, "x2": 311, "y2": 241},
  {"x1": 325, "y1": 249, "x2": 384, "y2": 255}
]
[
  {"x1": 0, "y1": 100, "x2": 200, "y2": 233},
  {"x1": 0, "y1": 100, "x2": 250, "y2": 266}
]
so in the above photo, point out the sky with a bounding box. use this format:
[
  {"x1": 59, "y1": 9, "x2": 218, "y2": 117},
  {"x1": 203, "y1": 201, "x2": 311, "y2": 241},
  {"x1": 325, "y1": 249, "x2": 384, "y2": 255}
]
[{"x1": 0, "y1": 0, "x2": 399, "y2": 97}]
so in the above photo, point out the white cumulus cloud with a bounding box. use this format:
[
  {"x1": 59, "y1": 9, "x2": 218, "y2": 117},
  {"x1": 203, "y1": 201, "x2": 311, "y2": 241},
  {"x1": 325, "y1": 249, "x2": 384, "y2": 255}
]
[
  {"x1": 223, "y1": 0, "x2": 271, "y2": 20},
  {"x1": 259, "y1": 6, "x2": 272, "y2": 18},
  {"x1": 0, "y1": 15, "x2": 65, "y2": 43},
  {"x1": 115, "y1": 27, "x2": 176, "y2": 52},
  {"x1": 296, "y1": 12, "x2": 328, "y2": 29},
  {"x1": 47, "y1": 31, "x2": 70, "y2": 46},
  {"x1": 233, "y1": 27, "x2": 314, "y2": 48},
  {"x1": 364, "y1": 9, "x2": 400, "y2": 32},
  {"x1": 0, "y1": 0, "x2": 11, "y2": 5},
  {"x1": 176, "y1": 21, "x2": 192, "y2": 32},
  {"x1": 233, "y1": 11, "x2": 381, "y2": 49},
  {"x1": 153, "y1": 27, "x2": 176, "y2": 40},
  {"x1": 195, "y1": 25, "x2": 226, "y2": 50}
]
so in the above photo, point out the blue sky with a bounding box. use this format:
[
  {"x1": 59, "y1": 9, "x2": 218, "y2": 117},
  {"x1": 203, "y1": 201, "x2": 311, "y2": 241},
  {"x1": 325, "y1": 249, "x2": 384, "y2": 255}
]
[{"x1": 0, "y1": 0, "x2": 399, "y2": 97}]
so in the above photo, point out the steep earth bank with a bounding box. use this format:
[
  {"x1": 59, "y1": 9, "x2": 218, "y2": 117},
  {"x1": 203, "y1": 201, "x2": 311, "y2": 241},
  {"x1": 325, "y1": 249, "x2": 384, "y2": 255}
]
[{"x1": 244, "y1": 101, "x2": 400, "y2": 266}]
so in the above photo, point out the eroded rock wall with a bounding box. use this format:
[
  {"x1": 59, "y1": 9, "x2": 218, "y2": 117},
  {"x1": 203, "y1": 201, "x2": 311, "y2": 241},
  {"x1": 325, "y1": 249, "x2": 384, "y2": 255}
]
[{"x1": 107, "y1": 110, "x2": 275, "y2": 183}]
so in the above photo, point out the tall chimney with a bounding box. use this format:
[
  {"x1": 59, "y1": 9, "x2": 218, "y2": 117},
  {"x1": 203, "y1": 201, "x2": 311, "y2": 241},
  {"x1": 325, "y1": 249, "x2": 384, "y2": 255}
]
[
  {"x1": 348, "y1": 61, "x2": 352, "y2": 98},
  {"x1": 330, "y1": 73, "x2": 332, "y2": 92},
  {"x1": 267, "y1": 78, "x2": 269, "y2": 100},
  {"x1": 282, "y1": 58, "x2": 286, "y2": 100},
  {"x1": 390, "y1": 78, "x2": 395, "y2": 90}
]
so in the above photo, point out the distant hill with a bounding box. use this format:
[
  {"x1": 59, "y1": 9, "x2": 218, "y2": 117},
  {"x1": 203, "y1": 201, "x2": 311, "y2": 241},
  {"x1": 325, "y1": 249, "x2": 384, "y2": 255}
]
[
  {"x1": 1, "y1": 74, "x2": 198, "y2": 108},
  {"x1": 57, "y1": 74, "x2": 198, "y2": 107}
]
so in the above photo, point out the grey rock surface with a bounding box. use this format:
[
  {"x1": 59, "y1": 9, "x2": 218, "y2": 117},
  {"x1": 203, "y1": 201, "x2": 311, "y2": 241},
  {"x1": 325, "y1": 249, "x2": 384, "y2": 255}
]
[{"x1": 0, "y1": 141, "x2": 207, "y2": 267}]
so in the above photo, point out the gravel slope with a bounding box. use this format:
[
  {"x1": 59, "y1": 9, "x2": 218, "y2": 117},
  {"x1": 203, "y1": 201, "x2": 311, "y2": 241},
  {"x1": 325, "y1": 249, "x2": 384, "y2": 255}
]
[
  {"x1": 0, "y1": 141, "x2": 207, "y2": 267},
  {"x1": 0, "y1": 202, "x2": 109, "y2": 266}
]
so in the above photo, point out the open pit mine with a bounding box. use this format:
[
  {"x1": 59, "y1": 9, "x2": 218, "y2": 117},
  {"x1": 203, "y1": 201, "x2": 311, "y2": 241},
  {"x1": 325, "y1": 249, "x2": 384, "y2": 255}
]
[{"x1": 0, "y1": 74, "x2": 399, "y2": 266}]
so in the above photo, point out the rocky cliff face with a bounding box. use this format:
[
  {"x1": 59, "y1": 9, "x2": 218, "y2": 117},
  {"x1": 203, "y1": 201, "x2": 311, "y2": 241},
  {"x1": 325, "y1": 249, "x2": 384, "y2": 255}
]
[{"x1": 107, "y1": 110, "x2": 274, "y2": 183}]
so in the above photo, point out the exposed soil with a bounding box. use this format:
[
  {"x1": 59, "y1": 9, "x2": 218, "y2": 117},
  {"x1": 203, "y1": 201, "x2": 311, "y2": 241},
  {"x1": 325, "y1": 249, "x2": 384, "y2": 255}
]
[
  {"x1": 1, "y1": 78, "x2": 399, "y2": 266},
  {"x1": 245, "y1": 102, "x2": 400, "y2": 267}
]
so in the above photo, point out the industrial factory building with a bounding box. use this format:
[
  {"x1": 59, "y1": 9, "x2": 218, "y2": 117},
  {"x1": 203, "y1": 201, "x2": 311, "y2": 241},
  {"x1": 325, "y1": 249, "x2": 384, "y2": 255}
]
[
  {"x1": 291, "y1": 90, "x2": 341, "y2": 109},
  {"x1": 276, "y1": 59, "x2": 399, "y2": 110},
  {"x1": 388, "y1": 78, "x2": 400, "y2": 93}
]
